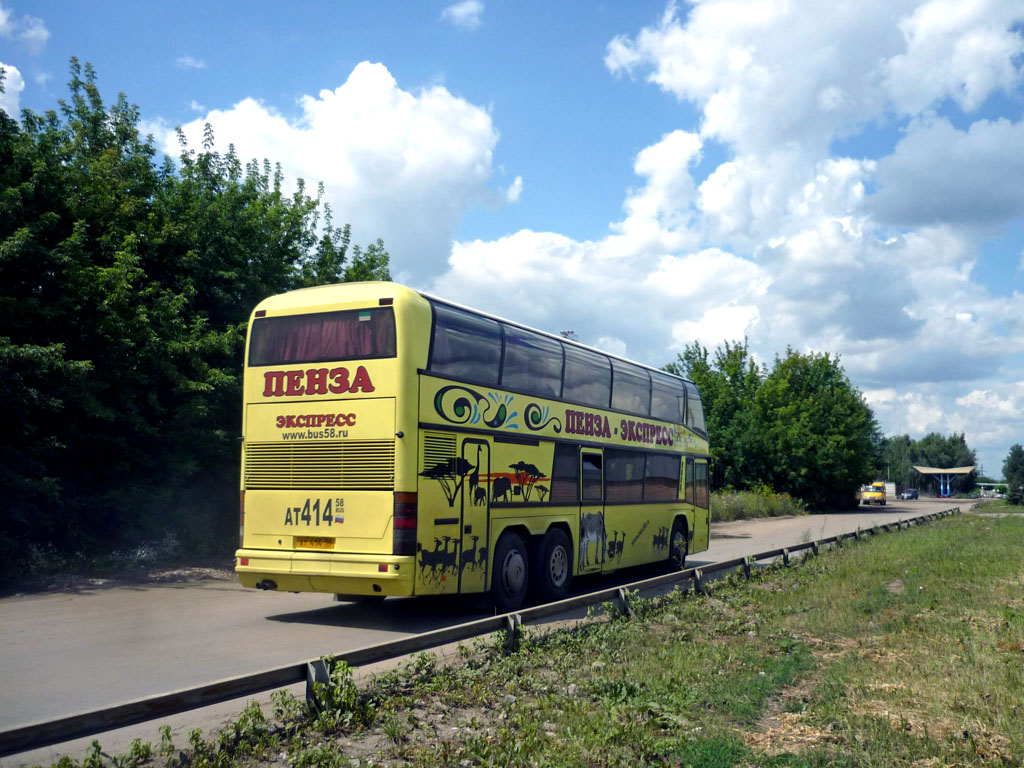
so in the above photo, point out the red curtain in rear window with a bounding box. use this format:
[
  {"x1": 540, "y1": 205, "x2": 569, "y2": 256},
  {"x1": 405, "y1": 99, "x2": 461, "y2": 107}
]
[{"x1": 248, "y1": 308, "x2": 396, "y2": 366}]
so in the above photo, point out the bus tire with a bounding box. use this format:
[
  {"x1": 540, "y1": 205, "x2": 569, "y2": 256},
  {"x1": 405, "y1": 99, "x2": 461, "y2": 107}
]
[
  {"x1": 491, "y1": 532, "x2": 529, "y2": 613},
  {"x1": 668, "y1": 518, "x2": 688, "y2": 570},
  {"x1": 529, "y1": 528, "x2": 572, "y2": 603}
]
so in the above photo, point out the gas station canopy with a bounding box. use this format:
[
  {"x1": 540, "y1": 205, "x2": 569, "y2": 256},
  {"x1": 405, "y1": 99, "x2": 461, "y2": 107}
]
[{"x1": 912, "y1": 466, "x2": 975, "y2": 498}]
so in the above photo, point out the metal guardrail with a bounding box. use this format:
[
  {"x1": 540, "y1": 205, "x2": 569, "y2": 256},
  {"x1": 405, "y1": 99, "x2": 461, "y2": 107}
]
[{"x1": 0, "y1": 507, "x2": 961, "y2": 758}]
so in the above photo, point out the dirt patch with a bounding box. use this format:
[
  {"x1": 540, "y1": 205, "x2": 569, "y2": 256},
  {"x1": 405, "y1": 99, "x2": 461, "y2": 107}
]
[
  {"x1": 743, "y1": 677, "x2": 837, "y2": 755},
  {"x1": 886, "y1": 578, "x2": 905, "y2": 594},
  {"x1": 0, "y1": 560, "x2": 235, "y2": 597}
]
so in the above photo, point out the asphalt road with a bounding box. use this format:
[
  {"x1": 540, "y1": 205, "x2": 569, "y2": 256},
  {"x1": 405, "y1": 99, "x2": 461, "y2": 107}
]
[{"x1": 0, "y1": 497, "x2": 962, "y2": 765}]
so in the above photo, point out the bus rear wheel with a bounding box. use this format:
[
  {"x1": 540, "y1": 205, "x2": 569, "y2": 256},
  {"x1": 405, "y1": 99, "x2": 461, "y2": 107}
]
[
  {"x1": 492, "y1": 532, "x2": 528, "y2": 613},
  {"x1": 667, "y1": 519, "x2": 688, "y2": 570},
  {"x1": 529, "y1": 528, "x2": 572, "y2": 603}
]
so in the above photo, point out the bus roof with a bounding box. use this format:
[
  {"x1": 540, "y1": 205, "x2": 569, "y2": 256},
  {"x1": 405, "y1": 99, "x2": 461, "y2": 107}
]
[{"x1": 253, "y1": 281, "x2": 698, "y2": 388}]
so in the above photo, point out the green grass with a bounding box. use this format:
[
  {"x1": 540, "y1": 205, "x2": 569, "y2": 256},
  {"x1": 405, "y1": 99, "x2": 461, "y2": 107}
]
[{"x1": 41, "y1": 511, "x2": 1024, "y2": 768}]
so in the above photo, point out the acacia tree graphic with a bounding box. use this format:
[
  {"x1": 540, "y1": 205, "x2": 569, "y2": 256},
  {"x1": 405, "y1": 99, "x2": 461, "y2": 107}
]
[
  {"x1": 420, "y1": 457, "x2": 474, "y2": 507},
  {"x1": 509, "y1": 461, "x2": 543, "y2": 502}
]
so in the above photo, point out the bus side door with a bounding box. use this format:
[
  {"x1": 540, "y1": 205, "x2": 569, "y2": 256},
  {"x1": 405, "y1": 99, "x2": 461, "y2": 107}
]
[
  {"x1": 458, "y1": 438, "x2": 490, "y2": 593},
  {"x1": 578, "y1": 449, "x2": 606, "y2": 574}
]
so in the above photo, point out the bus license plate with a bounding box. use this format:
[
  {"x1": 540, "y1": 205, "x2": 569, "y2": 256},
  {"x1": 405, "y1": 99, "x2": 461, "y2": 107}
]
[{"x1": 295, "y1": 536, "x2": 335, "y2": 550}]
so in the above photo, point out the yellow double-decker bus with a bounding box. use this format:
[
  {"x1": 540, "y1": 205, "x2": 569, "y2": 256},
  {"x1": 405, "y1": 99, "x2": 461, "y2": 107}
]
[{"x1": 236, "y1": 282, "x2": 709, "y2": 612}]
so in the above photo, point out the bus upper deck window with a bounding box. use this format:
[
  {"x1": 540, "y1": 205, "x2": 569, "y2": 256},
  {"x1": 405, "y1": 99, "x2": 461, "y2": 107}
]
[
  {"x1": 611, "y1": 359, "x2": 651, "y2": 416},
  {"x1": 501, "y1": 326, "x2": 563, "y2": 398},
  {"x1": 563, "y1": 346, "x2": 611, "y2": 409},
  {"x1": 429, "y1": 303, "x2": 501, "y2": 386}
]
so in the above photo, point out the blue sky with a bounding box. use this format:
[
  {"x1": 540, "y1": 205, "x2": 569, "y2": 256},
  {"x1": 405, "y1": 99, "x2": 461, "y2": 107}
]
[{"x1": 3, "y1": 0, "x2": 1024, "y2": 480}]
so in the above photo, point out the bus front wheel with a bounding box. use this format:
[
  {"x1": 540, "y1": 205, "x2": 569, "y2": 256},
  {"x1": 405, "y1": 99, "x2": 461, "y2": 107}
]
[
  {"x1": 529, "y1": 528, "x2": 572, "y2": 604},
  {"x1": 492, "y1": 532, "x2": 528, "y2": 613},
  {"x1": 668, "y1": 519, "x2": 688, "y2": 570}
]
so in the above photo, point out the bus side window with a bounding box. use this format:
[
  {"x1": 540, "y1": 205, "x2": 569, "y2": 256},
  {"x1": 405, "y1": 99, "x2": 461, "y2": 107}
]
[
  {"x1": 429, "y1": 303, "x2": 501, "y2": 386},
  {"x1": 563, "y1": 346, "x2": 611, "y2": 410},
  {"x1": 684, "y1": 457, "x2": 695, "y2": 505},
  {"x1": 684, "y1": 382, "x2": 706, "y2": 435},
  {"x1": 610, "y1": 359, "x2": 651, "y2": 416},
  {"x1": 650, "y1": 373, "x2": 685, "y2": 423},
  {"x1": 694, "y1": 461, "x2": 709, "y2": 509},
  {"x1": 501, "y1": 326, "x2": 563, "y2": 398},
  {"x1": 581, "y1": 453, "x2": 603, "y2": 502},
  {"x1": 549, "y1": 444, "x2": 579, "y2": 503},
  {"x1": 605, "y1": 448, "x2": 645, "y2": 502},
  {"x1": 643, "y1": 453, "x2": 680, "y2": 501}
]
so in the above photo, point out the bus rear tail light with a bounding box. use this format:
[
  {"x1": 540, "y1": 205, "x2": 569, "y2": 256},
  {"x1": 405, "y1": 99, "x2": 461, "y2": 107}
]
[
  {"x1": 393, "y1": 492, "x2": 418, "y2": 555},
  {"x1": 239, "y1": 491, "x2": 246, "y2": 547}
]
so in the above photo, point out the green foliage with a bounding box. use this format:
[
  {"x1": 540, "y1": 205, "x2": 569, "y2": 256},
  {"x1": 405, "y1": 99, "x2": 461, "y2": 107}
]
[
  {"x1": 158, "y1": 724, "x2": 175, "y2": 757},
  {"x1": 0, "y1": 60, "x2": 390, "y2": 577},
  {"x1": 710, "y1": 484, "x2": 807, "y2": 522},
  {"x1": 311, "y1": 658, "x2": 376, "y2": 732},
  {"x1": 669, "y1": 341, "x2": 878, "y2": 509}
]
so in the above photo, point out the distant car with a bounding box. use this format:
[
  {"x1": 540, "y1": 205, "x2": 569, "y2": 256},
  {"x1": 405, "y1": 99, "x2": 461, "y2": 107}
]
[
  {"x1": 900, "y1": 488, "x2": 919, "y2": 500},
  {"x1": 859, "y1": 482, "x2": 887, "y2": 505}
]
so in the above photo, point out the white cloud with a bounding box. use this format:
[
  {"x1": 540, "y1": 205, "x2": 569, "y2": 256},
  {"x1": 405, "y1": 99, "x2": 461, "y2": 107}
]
[
  {"x1": 430, "y1": 0, "x2": 1024, "y2": 477},
  {"x1": 883, "y1": 0, "x2": 1024, "y2": 114},
  {"x1": 505, "y1": 175, "x2": 523, "y2": 203},
  {"x1": 176, "y1": 56, "x2": 207, "y2": 70},
  {"x1": 18, "y1": 13, "x2": 46, "y2": 53},
  {"x1": 864, "y1": 389, "x2": 946, "y2": 434},
  {"x1": 0, "y1": 2, "x2": 49, "y2": 53},
  {"x1": 956, "y1": 387, "x2": 1018, "y2": 416},
  {"x1": 0, "y1": 60, "x2": 24, "y2": 117},
  {"x1": 606, "y1": 0, "x2": 1024, "y2": 154},
  {"x1": 169, "y1": 62, "x2": 505, "y2": 282},
  {"x1": 869, "y1": 116, "x2": 1024, "y2": 227},
  {"x1": 154, "y1": 2, "x2": 1024, "y2": 478},
  {"x1": 441, "y1": 0, "x2": 483, "y2": 30}
]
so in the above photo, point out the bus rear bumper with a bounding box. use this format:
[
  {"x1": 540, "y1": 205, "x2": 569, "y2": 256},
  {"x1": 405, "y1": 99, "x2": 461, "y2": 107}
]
[{"x1": 235, "y1": 549, "x2": 415, "y2": 596}]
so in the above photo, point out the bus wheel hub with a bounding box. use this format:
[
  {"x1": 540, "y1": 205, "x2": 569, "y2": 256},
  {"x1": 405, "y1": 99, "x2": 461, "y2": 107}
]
[{"x1": 502, "y1": 551, "x2": 526, "y2": 593}]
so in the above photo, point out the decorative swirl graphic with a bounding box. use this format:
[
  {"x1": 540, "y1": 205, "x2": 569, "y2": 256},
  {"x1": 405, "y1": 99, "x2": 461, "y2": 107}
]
[
  {"x1": 434, "y1": 386, "x2": 519, "y2": 429},
  {"x1": 524, "y1": 402, "x2": 562, "y2": 433}
]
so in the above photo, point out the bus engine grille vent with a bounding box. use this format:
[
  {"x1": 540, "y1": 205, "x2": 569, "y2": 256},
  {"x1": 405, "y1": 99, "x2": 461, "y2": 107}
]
[
  {"x1": 244, "y1": 440, "x2": 395, "y2": 490},
  {"x1": 423, "y1": 431, "x2": 457, "y2": 471}
]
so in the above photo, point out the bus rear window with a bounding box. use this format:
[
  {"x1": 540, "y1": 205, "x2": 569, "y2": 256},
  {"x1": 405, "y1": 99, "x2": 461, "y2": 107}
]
[{"x1": 248, "y1": 308, "x2": 396, "y2": 366}]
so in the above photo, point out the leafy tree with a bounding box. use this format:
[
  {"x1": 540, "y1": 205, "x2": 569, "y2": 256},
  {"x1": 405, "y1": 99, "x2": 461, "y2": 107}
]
[
  {"x1": 754, "y1": 349, "x2": 878, "y2": 509},
  {"x1": 666, "y1": 340, "x2": 763, "y2": 490},
  {"x1": 668, "y1": 342, "x2": 878, "y2": 509},
  {"x1": 878, "y1": 434, "x2": 916, "y2": 487},
  {"x1": 0, "y1": 60, "x2": 390, "y2": 575},
  {"x1": 1003, "y1": 444, "x2": 1024, "y2": 505}
]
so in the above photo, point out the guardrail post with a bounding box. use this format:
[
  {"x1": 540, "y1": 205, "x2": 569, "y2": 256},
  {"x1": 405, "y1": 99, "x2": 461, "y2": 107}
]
[
  {"x1": 306, "y1": 659, "x2": 330, "y2": 711},
  {"x1": 693, "y1": 568, "x2": 707, "y2": 596},
  {"x1": 811, "y1": 541, "x2": 819, "y2": 557},
  {"x1": 742, "y1": 557, "x2": 752, "y2": 580},
  {"x1": 504, "y1": 613, "x2": 522, "y2": 652},
  {"x1": 616, "y1": 587, "x2": 635, "y2": 617},
  {"x1": 782, "y1": 548, "x2": 790, "y2": 566}
]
